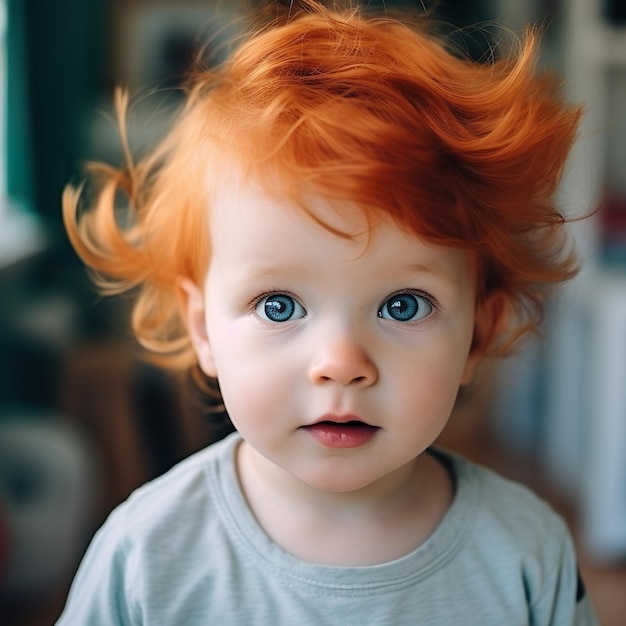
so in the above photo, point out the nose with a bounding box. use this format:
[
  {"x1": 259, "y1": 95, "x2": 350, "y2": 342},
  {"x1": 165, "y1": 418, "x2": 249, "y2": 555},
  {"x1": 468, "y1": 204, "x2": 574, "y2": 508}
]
[{"x1": 308, "y1": 333, "x2": 378, "y2": 387}]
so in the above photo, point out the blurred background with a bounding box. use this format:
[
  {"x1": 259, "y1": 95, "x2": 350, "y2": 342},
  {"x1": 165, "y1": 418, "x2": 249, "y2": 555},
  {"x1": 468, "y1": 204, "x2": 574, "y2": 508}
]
[{"x1": 0, "y1": 0, "x2": 625, "y2": 624}]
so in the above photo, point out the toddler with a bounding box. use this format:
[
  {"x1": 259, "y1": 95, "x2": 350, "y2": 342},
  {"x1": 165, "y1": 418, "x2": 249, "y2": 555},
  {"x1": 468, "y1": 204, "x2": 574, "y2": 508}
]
[{"x1": 57, "y1": 1, "x2": 597, "y2": 623}]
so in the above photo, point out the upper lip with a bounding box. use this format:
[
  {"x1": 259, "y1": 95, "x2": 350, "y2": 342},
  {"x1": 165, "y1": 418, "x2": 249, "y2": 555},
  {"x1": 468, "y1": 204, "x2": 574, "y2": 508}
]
[{"x1": 307, "y1": 413, "x2": 375, "y2": 427}]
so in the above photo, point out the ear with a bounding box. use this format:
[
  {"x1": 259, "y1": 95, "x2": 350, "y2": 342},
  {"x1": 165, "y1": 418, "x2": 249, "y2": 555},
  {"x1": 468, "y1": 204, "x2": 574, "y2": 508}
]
[
  {"x1": 178, "y1": 278, "x2": 217, "y2": 378},
  {"x1": 461, "y1": 291, "x2": 509, "y2": 385}
]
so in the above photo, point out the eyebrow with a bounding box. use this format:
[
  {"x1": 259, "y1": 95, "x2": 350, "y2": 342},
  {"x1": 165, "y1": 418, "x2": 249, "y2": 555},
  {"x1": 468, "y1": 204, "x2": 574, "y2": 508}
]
[
  {"x1": 230, "y1": 264, "x2": 303, "y2": 283},
  {"x1": 233, "y1": 262, "x2": 463, "y2": 288},
  {"x1": 404, "y1": 263, "x2": 463, "y2": 288}
]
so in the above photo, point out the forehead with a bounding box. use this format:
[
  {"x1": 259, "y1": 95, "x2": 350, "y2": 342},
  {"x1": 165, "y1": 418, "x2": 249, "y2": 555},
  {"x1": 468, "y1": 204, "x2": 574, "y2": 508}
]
[
  {"x1": 208, "y1": 158, "x2": 383, "y2": 243},
  {"x1": 206, "y1": 160, "x2": 474, "y2": 285}
]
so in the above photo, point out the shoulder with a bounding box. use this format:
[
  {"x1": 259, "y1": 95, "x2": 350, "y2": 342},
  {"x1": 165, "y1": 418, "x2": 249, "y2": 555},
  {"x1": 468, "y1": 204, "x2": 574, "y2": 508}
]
[
  {"x1": 437, "y1": 449, "x2": 598, "y2": 622},
  {"x1": 435, "y1": 449, "x2": 572, "y2": 578},
  {"x1": 56, "y1": 433, "x2": 243, "y2": 625},
  {"x1": 109, "y1": 432, "x2": 240, "y2": 539},
  {"x1": 126, "y1": 434, "x2": 234, "y2": 507},
  {"x1": 123, "y1": 433, "x2": 239, "y2": 512},
  {"x1": 441, "y1": 448, "x2": 569, "y2": 544}
]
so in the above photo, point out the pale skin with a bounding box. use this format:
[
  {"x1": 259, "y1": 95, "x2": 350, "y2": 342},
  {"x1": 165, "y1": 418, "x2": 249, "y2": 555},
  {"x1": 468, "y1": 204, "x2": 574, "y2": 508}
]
[{"x1": 182, "y1": 163, "x2": 491, "y2": 567}]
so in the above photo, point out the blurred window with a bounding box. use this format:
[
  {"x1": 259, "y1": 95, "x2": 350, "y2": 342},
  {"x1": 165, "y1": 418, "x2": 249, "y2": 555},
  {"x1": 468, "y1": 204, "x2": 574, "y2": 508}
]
[{"x1": 0, "y1": 0, "x2": 43, "y2": 269}]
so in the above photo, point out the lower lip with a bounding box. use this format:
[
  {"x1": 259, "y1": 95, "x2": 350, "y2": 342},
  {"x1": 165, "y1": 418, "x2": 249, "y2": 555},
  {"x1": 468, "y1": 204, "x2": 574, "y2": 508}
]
[{"x1": 303, "y1": 423, "x2": 379, "y2": 449}]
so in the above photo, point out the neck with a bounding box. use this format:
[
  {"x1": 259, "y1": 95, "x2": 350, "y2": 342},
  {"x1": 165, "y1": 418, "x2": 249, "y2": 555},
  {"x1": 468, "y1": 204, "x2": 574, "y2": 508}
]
[{"x1": 236, "y1": 441, "x2": 454, "y2": 566}]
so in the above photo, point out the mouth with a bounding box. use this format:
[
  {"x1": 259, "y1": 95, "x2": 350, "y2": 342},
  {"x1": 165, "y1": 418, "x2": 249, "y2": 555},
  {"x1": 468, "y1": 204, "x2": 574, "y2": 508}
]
[{"x1": 301, "y1": 417, "x2": 379, "y2": 449}]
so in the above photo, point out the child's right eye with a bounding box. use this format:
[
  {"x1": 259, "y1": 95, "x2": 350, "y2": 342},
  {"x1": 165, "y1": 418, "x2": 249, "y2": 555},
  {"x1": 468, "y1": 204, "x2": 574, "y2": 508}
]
[{"x1": 255, "y1": 294, "x2": 307, "y2": 322}]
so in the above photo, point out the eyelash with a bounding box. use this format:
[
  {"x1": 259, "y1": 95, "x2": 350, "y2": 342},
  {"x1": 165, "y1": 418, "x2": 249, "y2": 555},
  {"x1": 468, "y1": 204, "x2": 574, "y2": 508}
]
[
  {"x1": 249, "y1": 289, "x2": 440, "y2": 319},
  {"x1": 249, "y1": 289, "x2": 302, "y2": 312},
  {"x1": 387, "y1": 289, "x2": 438, "y2": 310},
  {"x1": 382, "y1": 289, "x2": 440, "y2": 320}
]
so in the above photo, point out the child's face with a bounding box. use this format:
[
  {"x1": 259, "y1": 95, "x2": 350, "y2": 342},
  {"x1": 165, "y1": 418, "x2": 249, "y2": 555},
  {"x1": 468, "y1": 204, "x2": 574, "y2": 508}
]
[{"x1": 185, "y1": 166, "x2": 480, "y2": 494}]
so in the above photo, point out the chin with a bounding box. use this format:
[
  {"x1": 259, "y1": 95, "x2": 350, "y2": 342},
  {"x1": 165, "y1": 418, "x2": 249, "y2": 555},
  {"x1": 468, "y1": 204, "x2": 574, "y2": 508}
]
[{"x1": 296, "y1": 465, "x2": 385, "y2": 494}]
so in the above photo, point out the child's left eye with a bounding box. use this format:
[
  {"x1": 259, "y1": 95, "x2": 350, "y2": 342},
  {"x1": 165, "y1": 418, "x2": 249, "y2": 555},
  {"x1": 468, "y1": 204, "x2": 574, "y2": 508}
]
[
  {"x1": 378, "y1": 292, "x2": 433, "y2": 322},
  {"x1": 256, "y1": 294, "x2": 307, "y2": 322}
]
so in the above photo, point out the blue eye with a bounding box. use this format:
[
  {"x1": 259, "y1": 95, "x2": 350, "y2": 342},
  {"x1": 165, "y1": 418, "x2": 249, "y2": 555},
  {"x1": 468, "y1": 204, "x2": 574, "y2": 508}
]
[
  {"x1": 256, "y1": 294, "x2": 306, "y2": 322},
  {"x1": 378, "y1": 292, "x2": 433, "y2": 322}
]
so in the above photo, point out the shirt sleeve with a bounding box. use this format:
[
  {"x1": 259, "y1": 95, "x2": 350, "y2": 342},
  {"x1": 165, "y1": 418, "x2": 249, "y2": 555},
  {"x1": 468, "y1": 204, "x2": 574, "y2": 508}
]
[
  {"x1": 55, "y1": 507, "x2": 137, "y2": 626},
  {"x1": 529, "y1": 528, "x2": 599, "y2": 626}
]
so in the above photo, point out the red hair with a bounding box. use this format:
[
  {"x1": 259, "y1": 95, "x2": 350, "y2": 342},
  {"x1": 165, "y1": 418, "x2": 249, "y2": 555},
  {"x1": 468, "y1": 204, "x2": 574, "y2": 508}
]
[{"x1": 63, "y1": 0, "x2": 583, "y2": 369}]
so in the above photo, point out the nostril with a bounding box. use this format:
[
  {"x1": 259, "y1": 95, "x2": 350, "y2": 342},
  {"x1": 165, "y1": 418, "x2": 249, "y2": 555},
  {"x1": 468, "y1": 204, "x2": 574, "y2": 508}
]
[
  {"x1": 316, "y1": 374, "x2": 368, "y2": 385},
  {"x1": 309, "y1": 349, "x2": 378, "y2": 387}
]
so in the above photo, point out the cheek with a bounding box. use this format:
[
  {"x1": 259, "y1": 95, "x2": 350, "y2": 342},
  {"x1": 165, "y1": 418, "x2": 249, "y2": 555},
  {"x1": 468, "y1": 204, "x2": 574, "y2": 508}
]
[
  {"x1": 390, "y1": 342, "x2": 469, "y2": 415},
  {"x1": 398, "y1": 372, "x2": 458, "y2": 417},
  {"x1": 211, "y1": 333, "x2": 295, "y2": 430}
]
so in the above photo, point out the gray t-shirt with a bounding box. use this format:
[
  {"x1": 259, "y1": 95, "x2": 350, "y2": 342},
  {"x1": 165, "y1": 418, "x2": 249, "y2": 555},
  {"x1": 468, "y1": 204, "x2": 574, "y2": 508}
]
[{"x1": 56, "y1": 432, "x2": 597, "y2": 625}]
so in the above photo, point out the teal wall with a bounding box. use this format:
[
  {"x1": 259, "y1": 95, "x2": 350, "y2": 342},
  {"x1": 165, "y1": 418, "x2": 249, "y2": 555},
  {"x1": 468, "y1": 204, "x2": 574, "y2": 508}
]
[{"x1": 7, "y1": 0, "x2": 108, "y2": 232}]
